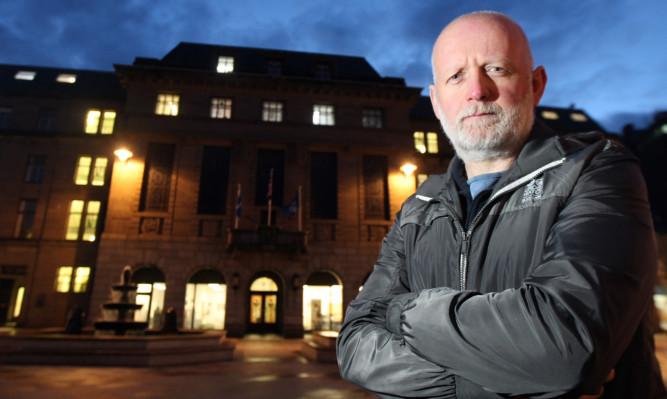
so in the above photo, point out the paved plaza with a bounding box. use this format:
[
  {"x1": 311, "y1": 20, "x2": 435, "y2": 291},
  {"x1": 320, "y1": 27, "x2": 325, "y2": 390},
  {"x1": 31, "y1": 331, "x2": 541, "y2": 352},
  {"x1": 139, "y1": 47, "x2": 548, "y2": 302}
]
[{"x1": 2, "y1": 333, "x2": 667, "y2": 398}]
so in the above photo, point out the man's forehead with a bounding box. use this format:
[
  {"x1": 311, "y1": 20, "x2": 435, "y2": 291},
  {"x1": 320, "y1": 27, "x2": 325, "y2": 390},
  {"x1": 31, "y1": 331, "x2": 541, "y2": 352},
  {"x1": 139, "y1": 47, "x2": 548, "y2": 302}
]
[{"x1": 434, "y1": 15, "x2": 530, "y2": 70}]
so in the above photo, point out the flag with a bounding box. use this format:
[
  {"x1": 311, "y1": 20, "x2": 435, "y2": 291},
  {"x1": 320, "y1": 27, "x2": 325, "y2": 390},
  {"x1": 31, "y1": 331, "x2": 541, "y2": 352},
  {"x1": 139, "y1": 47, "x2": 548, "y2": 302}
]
[
  {"x1": 284, "y1": 191, "x2": 299, "y2": 217},
  {"x1": 266, "y1": 168, "x2": 273, "y2": 200}
]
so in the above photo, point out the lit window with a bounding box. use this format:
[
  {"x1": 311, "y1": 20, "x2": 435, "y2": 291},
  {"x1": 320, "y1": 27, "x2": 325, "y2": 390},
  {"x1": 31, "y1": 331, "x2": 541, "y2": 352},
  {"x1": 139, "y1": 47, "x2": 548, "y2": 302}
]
[
  {"x1": 75, "y1": 156, "x2": 92, "y2": 184},
  {"x1": 85, "y1": 110, "x2": 101, "y2": 134},
  {"x1": 75, "y1": 156, "x2": 108, "y2": 186},
  {"x1": 83, "y1": 201, "x2": 100, "y2": 241},
  {"x1": 15, "y1": 71, "x2": 36, "y2": 81},
  {"x1": 66, "y1": 200, "x2": 101, "y2": 241},
  {"x1": 73, "y1": 267, "x2": 91, "y2": 293},
  {"x1": 313, "y1": 104, "x2": 335, "y2": 126},
  {"x1": 155, "y1": 94, "x2": 179, "y2": 116},
  {"x1": 217, "y1": 56, "x2": 234, "y2": 73},
  {"x1": 570, "y1": 112, "x2": 588, "y2": 122},
  {"x1": 362, "y1": 109, "x2": 383, "y2": 128},
  {"x1": 250, "y1": 277, "x2": 278, "y2": 291},
  {"x1": 414, "y1": 132, "x2": 426, "y2": 153},
  {"x1": 13, "y1": 287, "x2": 24, "y2": 318},
  {"x1": 661, "y1": 125, "x2": 667, "y2": 134},
  {"x1": 55, "y1": 266, "x2": 90, "y2": 293},
  {"x1": 262, "y1": 101, "x2": 284, "y2": 122},
  {"x1": 426, "y1": 132, "x2": 439, "y2": 154},
  {"x1": 91, "y1": 158, "x2": 108, "y2": 186},
  {"x1": 211, "y1": 98, "x2": 232, "y2": 119},
  {"x1": 100, "y1": 111, "x2": 116, "y2": 134},
  {"x1": 417, "y1": 174, "x2": 429, "y2": 187},
  {"x1": 56, "y1": 74, "x2": 76, "y2": 84},
  {"x1": 541, "y1": 110, "x2": 559, "y2": 120},
  {"x1": 55, "y1": 266, "x2": 73, "y2": 293},
  {"x1": 413, "y1": 131, "x2": 439, "y2": 154}
]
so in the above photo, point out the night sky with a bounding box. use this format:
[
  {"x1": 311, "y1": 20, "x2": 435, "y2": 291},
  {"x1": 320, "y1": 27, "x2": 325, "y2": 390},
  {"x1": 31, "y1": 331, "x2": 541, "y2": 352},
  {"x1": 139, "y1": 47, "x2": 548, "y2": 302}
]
[{"x1": 2, "y1": 0, "x2": 666, "y2": 132}]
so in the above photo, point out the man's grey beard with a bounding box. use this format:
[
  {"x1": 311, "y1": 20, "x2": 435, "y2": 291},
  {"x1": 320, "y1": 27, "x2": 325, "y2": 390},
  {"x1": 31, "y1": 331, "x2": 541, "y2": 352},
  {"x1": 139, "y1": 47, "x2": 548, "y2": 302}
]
[{"x1": 438, "y1": 100, "x2": 535, "y2": 163}]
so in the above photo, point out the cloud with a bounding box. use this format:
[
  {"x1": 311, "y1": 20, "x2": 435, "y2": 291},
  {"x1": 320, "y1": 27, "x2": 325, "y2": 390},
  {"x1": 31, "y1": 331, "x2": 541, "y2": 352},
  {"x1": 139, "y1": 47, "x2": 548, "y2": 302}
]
[{"x1": 1, "y1": 0, "x2": 665, "y2": 133}]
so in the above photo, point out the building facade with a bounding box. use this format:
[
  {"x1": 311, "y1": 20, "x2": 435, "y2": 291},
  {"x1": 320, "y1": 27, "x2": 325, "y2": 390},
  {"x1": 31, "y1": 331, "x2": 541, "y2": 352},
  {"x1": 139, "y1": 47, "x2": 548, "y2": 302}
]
[{"x1": 0, "y1": 44, "x2": 605, "y2": 337}]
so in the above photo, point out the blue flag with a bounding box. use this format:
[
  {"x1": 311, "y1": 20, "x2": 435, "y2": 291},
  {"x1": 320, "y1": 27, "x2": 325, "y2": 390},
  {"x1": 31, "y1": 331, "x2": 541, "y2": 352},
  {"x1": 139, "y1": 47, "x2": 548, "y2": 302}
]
[
  {"x1": 236, "y1": 188, "x2": 242, "y2": 218},
  {"x1": 283, "y1": 191, "x2": 299, "y2": 217}
]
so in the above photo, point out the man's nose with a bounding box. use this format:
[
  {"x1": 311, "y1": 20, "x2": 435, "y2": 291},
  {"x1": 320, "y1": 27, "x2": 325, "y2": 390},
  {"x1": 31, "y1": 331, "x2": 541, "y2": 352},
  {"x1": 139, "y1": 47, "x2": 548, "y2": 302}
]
[{"x1": 466, "y1": 71, "x2": 492, "y2": 101}]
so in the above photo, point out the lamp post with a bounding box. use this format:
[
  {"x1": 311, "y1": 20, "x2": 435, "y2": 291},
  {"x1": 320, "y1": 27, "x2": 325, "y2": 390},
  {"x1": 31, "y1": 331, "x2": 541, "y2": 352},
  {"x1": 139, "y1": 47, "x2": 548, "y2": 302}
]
[{"x1": 114, "y1": 148, "x2": 133, "y2": 162}]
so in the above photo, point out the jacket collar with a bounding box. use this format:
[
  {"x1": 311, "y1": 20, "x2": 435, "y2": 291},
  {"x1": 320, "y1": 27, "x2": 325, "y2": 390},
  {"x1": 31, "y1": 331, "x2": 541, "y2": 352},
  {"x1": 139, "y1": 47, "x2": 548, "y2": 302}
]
[
  {"x1": 415, "y1": 117, "x2": 606, "y2": 205},
  {"x1": 445, "y1": 118, "x2": 606, "y2": 188}
]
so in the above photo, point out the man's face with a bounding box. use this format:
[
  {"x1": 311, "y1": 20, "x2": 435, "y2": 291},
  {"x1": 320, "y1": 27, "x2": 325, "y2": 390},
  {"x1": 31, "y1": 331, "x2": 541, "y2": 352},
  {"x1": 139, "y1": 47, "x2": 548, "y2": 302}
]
[{"x1": 429, "y1": 15, "x2": 545, "y2": 162}]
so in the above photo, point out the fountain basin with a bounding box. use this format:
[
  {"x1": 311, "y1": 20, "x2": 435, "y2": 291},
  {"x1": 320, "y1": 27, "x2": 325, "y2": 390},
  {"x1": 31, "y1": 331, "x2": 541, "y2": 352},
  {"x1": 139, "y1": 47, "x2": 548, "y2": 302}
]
[{"x1": 0, "y1": 329, "x2": 235, "y2": 367}]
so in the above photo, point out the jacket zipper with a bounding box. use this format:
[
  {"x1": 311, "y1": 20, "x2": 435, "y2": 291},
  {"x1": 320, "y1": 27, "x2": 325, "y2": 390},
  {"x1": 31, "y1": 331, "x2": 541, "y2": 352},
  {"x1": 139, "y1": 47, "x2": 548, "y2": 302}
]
[{"x1": 457, "y1": 157, "x2": 566, "y2": 290}]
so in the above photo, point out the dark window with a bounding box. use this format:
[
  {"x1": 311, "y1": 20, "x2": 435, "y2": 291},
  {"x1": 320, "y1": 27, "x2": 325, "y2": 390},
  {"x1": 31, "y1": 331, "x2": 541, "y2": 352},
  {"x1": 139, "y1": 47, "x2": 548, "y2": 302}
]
[
  {"x1": 310, "y1": 152, "x2": 338, "y2": 219},
  {"x1": 15, "y1": 199, "x2": 37, "y2": 238},
  {"x1": 362, "y1": 108, "x2": 384, "y2": 128},
  {"x1": 255, "y1": 149, "x2": 284, "y2": 207},
  {"x1": 197, "y1": 146, "x2": 230, "y2": 214},
  {"x1": 25, "y1": 155, "x2": 46, "y2": 183},
  {"x1": 140, "y1": 143, "x2": 175, "y2": 212},
  {"x1": 36, "y1": 110, "x2": 57, "y2": 131},
  {"x1": 0, "y1": 107, "x2": 12, "y2": 129},
  {"x1": 363, "y1": 155, "x2": 389, "y2": 220},
  {"x1": 267, "y1": 60, "x2": 283, "y2": 75},
  {"x1": 315, "y1": 63, "x2": 331, "y2": 79}
]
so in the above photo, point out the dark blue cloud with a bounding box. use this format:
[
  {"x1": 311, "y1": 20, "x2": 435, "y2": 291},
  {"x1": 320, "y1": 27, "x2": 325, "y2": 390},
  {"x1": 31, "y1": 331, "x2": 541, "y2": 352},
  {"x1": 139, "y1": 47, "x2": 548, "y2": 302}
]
[{"x1": 1, "y1": 0, "x2": 665, "y2": 132}]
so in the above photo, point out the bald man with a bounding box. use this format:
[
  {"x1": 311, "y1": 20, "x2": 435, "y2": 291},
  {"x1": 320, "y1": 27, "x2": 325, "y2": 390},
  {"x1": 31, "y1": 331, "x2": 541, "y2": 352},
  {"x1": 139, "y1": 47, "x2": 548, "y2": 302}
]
[{"x1": 337, "y1": 11, "x2": 665, "y2": 399}]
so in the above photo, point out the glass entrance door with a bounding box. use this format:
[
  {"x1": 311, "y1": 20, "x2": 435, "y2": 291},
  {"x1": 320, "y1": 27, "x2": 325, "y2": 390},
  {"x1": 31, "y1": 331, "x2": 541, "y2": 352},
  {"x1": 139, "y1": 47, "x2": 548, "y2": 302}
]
[
  {"x1": 250, "y1": 293, "x2": 277, "y2": 325},
  {"x1": 248, "y1": 276, "x2": 280, "y2": 334}
]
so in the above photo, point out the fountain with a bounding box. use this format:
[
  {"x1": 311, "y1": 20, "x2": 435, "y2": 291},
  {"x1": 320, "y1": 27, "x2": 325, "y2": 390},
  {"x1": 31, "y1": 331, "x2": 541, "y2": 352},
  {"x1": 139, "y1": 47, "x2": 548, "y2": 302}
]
[
  {"x1": 0, "y1": 265, "x2": 235, "y2": 366},
  {"x1": 93, "y1": 266, "x2": 148, "y2": 336}
]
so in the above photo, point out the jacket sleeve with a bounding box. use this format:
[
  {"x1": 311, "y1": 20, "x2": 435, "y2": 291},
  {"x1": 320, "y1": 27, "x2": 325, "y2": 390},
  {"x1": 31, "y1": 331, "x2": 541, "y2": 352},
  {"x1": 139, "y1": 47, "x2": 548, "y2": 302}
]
[
  {"x1": 388, "y1": 144, "x2": 658, "y2": 397},
  {"x1": 336, "y1": 208, "x2": 502, "y2": 399}
]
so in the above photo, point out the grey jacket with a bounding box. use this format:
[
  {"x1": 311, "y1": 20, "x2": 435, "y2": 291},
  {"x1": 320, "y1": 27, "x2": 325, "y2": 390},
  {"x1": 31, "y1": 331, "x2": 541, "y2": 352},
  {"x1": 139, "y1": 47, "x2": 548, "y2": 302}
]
[{"x1": 337, "y1": 123, "x2": 665, "y2": 398}]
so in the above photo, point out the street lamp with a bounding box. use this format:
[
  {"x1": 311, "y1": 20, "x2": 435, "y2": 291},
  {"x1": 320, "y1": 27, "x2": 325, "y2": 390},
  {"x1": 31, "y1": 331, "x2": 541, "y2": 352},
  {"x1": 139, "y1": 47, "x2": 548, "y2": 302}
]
[
  {"x1": 400, "y1": 162, "x2": 417, "y2": 176},
  {"x1": 114, "y1": 148, "x2": 133, "y2": 162}
]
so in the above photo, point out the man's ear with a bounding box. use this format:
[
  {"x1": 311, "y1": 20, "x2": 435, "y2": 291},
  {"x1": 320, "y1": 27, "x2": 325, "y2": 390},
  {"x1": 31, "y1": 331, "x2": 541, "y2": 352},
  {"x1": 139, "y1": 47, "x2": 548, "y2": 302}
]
[
  {"x1": 429, "y1": 85, "x2": 442, "y2": 120},
  {"x1": 531, "y1": 66, "x2": 547, "y2": 106}
]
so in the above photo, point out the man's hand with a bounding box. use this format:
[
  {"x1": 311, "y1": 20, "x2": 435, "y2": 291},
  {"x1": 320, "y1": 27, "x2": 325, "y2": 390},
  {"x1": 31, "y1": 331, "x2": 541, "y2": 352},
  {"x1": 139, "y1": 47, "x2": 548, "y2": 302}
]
[{"x1": 579, "y1": 369, "x2": 615, "y2": 399}]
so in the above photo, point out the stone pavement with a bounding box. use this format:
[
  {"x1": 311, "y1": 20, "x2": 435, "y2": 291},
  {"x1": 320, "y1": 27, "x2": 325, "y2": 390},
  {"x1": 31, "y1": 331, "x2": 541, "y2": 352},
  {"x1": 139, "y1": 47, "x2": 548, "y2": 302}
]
[
  {"x1": 0, "y1": 334, "x2": 373, "y2": 399},
  {"x1": 2, "y1": 333, "x2": 667, "y2": 399}
]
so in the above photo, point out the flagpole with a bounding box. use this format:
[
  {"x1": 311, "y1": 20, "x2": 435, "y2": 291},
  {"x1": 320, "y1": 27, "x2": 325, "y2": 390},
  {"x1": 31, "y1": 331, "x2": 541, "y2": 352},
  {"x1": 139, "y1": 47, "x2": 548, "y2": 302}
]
[
  {"x1": 235, "y1": 183, "x2": 241, "y2": 229},
  {"x1": 297, "y1": 185, "x2": 302, "y2": 232},
  {"x1": 267, "y1": 168, "x2": 273, "y2": 227}
]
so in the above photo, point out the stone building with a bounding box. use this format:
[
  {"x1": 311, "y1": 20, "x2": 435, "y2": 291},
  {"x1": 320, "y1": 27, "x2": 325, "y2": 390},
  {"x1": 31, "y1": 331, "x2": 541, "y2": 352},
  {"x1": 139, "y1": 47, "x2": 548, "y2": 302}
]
[
  {"x1": 0, "y1": 44, "x2": 605, "y2": 337},
  {"x1": 0, "y1": 65, "x2": 124, "y2": 327}
]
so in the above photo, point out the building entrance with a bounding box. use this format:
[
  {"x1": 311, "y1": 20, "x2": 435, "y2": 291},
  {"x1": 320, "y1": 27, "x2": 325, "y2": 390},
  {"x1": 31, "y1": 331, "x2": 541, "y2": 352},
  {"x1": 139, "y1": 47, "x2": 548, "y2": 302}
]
[
  {"x1": 247, "y1": 276, "x2": 281, "y2": 334},
  {"x1": 0, "y1": 279, "x2": 15, "y2": 324}
]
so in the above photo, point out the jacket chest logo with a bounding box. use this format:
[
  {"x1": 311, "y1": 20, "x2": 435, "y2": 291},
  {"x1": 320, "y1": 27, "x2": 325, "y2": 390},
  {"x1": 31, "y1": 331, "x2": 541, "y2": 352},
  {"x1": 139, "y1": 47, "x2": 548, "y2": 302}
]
[{"x1": 521, "y1": 177, "x2": 544, "y2": 205}]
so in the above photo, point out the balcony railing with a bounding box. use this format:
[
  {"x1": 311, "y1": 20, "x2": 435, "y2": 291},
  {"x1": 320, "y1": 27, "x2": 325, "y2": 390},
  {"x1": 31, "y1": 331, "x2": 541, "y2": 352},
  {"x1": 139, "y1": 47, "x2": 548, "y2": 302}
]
[{"x1": 227, "y1": 226, "x2": 307, "y2": 253}]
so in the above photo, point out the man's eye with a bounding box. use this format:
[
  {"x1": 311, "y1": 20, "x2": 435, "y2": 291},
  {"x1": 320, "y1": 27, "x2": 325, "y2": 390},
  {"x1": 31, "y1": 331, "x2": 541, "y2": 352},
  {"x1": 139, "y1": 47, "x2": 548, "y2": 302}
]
[
  {"x1": 487, "y1": 66, "x2": 506, "y2": 73},
  {"x1": 448, "y1": 73, "x2": 462, "y2": 82}
]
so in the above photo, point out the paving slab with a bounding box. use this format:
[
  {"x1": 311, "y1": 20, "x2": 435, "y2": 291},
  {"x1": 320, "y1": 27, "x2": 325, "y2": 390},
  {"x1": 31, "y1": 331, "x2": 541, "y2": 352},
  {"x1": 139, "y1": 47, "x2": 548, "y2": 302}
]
[{"x1": 2, "y1": 333, "x2": 667, "y2": 398}]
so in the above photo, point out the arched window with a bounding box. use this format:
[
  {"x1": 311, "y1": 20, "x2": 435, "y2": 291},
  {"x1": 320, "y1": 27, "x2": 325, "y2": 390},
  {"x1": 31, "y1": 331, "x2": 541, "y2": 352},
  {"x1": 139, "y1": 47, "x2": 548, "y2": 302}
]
[
  {"x1": 302, "y1": 271, "x2": 343, "y2": 331},
  {"x1": 184, "y1": 269, "x2": 227, "y2": 330},
  {"x1": 131, "y1": 267, "x2": 165, "y2": 329}
]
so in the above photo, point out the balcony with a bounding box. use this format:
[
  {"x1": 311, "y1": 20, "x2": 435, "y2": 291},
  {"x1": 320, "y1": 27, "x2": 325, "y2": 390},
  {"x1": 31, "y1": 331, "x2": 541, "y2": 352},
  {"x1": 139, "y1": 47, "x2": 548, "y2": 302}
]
[{"x1": 227, "y1": 226, "x2": 307, "y2": 253}]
